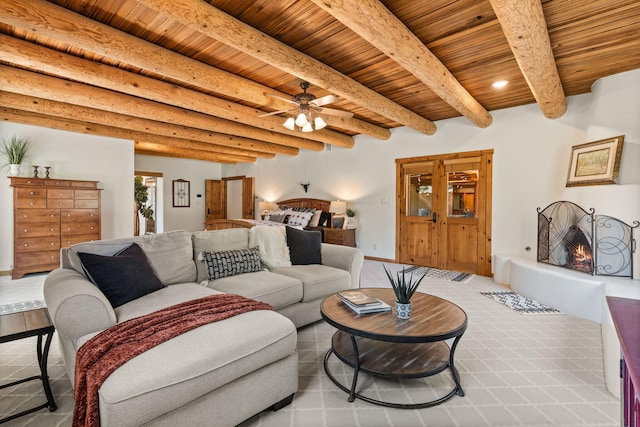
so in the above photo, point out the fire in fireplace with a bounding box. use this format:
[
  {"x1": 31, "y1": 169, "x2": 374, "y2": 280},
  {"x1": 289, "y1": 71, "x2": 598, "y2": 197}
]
[{"x1": 538, "y1": 201, "x2": 638, "y2": 277}]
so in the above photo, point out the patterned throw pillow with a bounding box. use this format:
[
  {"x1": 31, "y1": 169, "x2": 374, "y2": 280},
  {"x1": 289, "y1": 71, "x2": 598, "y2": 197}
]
[
  {"x1": 286, "y1": 210, "x2": 314, "y2": 227},
  {"x1": 203, "y1": 248, "x2": 263, "y2": 281}
]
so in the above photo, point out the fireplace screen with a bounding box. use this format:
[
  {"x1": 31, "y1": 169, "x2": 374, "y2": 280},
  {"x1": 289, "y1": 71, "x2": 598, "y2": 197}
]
[{"x1": 538, "y1": 201, "x2": 638, "y2": 277}]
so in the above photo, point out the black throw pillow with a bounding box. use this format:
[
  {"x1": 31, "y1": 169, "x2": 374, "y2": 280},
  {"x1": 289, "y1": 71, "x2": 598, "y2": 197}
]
[
  {"x1": 318, "y1": 211, "x2": 332, "y2": 227},
  {"x1": 286, "y1": 227, "x2": 322, "y2": 265},
  {"x1": 78, "y1": 243, "x2": 166, "y2": 308}
]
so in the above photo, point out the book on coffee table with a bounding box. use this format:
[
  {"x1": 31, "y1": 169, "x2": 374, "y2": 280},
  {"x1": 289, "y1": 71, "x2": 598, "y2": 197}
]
[
  {"x1": 338, "y1": 290, "x2": 380, "y2": 306},
  {"x1": 341, "y1": 298, "x2": 391, "y2": 314}
]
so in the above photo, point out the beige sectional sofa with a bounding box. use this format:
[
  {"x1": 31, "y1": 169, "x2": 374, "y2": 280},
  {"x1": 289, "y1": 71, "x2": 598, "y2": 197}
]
[{"x1": 43, "y1": 227, "x2": 364, "y2": 427}]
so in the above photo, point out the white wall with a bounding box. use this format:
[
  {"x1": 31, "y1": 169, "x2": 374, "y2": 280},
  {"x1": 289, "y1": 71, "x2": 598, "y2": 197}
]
[
  {"x1": 224, "y1": 70, "x2": 640, "y2": 275},
  {"x1": 0, "y1": 122, "x2": 133, "y2": 271},
  {"x1": 135, "y1": 154, "x2": 222, "y2": 231}
]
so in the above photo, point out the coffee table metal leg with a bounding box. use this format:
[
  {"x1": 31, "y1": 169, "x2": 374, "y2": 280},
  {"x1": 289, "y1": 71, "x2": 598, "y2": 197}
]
[
  {"x1": 449, "y1": 335, "x2": 464, "y2": 397},
  {"x1": 347, "y1": 334, "x2": 360, "y2": 402}
]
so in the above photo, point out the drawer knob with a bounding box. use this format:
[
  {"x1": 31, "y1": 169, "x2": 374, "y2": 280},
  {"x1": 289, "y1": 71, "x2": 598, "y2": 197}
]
[
  {"x1": 24, "y1": 243, "x2": 28, "y2": 247},
  {"x1": 50, "y1": 228, "x2": 54, "y2": 231},
  {"x1": 23, "y1": 229, "x2": 27, "y2": 233},
  {"x1": 50, "y1": 214, "x2": 54, "y2": 217},
  {"x1": 30, "y1": 202, "x2": 34, "y2": 205},
  {"x1": 51, "y1": 256, "x2": 55, "y2": 259},
  {"x1": 50, "y1": 242, "x2": 54, "y2": 245},
  {"x1": 90, "y1": 226, "x2": 94, "y2": 230},
  {"x1": 29, "y1": 191, "x2": 34, "y2": 195}
]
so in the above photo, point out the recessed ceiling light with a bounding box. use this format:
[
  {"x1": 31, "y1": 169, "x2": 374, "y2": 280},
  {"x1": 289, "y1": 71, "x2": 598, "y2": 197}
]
[{"x1": 492, "y1": 80, "x2": 508, "y2": 88}]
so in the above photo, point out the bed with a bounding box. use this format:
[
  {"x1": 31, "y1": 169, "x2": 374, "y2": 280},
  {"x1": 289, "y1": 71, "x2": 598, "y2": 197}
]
[{"x1": 204, "y1": 198, "x2": 334, "y2": 232}]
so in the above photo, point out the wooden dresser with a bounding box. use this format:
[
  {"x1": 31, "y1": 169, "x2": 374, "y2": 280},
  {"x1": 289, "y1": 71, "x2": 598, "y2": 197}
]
[
  {"x1": 323, "y1": 228, "x2": 356, "y2": 247},
  {"x1": 11, "y1": 177, "x2": 101, "y2": 279}
]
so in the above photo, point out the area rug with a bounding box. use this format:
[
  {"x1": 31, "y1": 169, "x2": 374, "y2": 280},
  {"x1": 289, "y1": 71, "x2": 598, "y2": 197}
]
[
  {"x1": 0, "y1": 299, "x2": 46, "y2": 315},
  {"x1": 480, "y1": 291, "x2": 564, "y2": 315},
  {"x1": 403, "y1": 265, "x2": 474, "y2": 283}
]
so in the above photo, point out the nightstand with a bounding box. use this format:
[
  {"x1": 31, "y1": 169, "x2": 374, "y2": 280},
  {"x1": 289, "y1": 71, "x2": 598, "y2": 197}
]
[{"x1": 324, "y1": 228, "x2": 356, "y2": 247}]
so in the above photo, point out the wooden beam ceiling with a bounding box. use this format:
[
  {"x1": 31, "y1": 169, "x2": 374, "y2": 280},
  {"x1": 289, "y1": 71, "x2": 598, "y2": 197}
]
[{"x1": 0, "y1": 0, "x2": 638, "y2": 163}]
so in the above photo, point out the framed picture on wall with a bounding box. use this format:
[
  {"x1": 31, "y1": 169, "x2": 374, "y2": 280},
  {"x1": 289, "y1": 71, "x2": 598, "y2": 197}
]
[
  {"x1": 172, "y1": 179, "x2": 190, "y2": 207},
  {"x1": 566, "y1": 135, "x2": 624, "y2": 187}
]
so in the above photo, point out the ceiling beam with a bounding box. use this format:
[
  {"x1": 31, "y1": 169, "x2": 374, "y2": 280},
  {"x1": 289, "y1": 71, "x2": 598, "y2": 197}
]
[
  {"x1": 0, "y1": 65, "x2": 323, "y2": 153},
  {"x1": 133, "y1": 143, "x2": 257, "y2": 163},
  {"x1": 310, "y1": 0, "x2": 492, "y2": 128},
  {"x1": 0, "y1": 108, "x2": 248, "y2": 164},
  {"x1": 0, "y1": 0, "x2": 386, "y2": 140},
  {"x1": 0, "y1": 34, "x2": 362, "y2": 146},
  {"x1": 489, "y1": 0, "x2": 567, "y2": 118},
  {"x1": 137, "y1": 0, "x2": 437, "y2": 135},
  {"x1": 0, "y1": 91, "x2": 281, "y2": 159}
]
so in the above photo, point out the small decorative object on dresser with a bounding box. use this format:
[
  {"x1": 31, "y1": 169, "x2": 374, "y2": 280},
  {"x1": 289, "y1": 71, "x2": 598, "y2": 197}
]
[
  {"x1": 383, "y1": 264, "x2": 428, "y2": 319},
  {"x1": 1, "y1": 134, "x2": 31, "y2": 177}
]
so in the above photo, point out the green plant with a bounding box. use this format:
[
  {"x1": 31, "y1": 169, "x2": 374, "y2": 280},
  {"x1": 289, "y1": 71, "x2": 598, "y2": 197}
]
[
  {"x1": 346, "y1": 208, "x2": 357, "y2": 217},
  {"x1": 383, "y1": 265, "x2": 427, "y2": 304},
  {"x1": 134, "y1": 175, "x2": 154, "y2": 221},
  {"x1": 1, "y1": 135, "x2": 31, "y2": 164}
]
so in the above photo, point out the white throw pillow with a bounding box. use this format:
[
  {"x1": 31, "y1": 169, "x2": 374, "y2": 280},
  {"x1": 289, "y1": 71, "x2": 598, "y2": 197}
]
[{"x1": 249, "y1": 225, "x2": 291, "y2": 269}]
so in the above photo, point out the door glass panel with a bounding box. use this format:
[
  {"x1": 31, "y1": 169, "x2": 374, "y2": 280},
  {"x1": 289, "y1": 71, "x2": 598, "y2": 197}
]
[
  {"x1": 407, "y1": 173, "x2": 433, "y2": 217},
  {"x1": 447, "y1": 170, "x2": 478, "y2": 217}
]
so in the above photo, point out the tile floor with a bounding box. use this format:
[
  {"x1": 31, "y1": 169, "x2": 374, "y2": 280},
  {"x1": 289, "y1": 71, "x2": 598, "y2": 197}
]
[{"x1": 0, "y1": 261, "x2": 621, "y2": 426}]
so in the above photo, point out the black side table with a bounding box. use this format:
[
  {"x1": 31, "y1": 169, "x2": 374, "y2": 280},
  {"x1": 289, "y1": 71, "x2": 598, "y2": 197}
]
[{"x1": 0, "y1": 308, "x2": 57, "y2": 423}]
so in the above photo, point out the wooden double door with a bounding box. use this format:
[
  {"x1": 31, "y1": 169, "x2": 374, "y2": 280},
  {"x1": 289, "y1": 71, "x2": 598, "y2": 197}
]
[
  {"x1": 205, "y1": 176, "x2": 254, "y2": 223},
  {"x1": 396, "y1": 150, "x2": 493, "y2": 276}
]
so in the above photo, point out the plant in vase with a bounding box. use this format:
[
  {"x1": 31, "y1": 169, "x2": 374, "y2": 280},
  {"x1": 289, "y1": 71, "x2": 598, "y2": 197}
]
[
  {"x1": 346, "y1": 208, "x2": 357, "y2": 229},
  {"x1": 383, "y1": 265, "x2": 428, "y2": 319},
  {"x1": 1, "y1": 135, "x2": 31, "y2": 177}
]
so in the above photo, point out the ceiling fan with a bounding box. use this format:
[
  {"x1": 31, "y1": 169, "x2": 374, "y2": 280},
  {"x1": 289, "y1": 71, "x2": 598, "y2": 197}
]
[{"x1": 259, "y1": 81, "x2": 353, "y2": 132}]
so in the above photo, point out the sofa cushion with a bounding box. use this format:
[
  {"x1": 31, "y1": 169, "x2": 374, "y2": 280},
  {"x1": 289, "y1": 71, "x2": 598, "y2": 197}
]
[
  {"x1": 94, "y1": 309, "x2": 297, "y2": 427},
  {"x1": 203, "y1": 248, "x2": 263, "y2": 280},
  {"x1": 249, "y1": 226, "x2": 291, "y2": 269},
  {"x1": 208, "y1": 271, "x2": 302, "y2": 309},
  {"x1": 78, "y1": 244, "x2": 166, "y2": 308},
  {"x1": 68, "y1": 230, "x2": 196, "y2": 285},
  {"x1": 192, "y1": 229, "x2": 250, "y2": 283},
  {"x1": 286, "y1": 227, "x2": 322, "y2": 265},
  {"x1": 271, "y1": 265, "x2": 351, "y2": 302}
]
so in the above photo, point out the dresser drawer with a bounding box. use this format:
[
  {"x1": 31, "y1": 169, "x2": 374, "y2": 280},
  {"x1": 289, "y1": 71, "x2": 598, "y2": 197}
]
[
  {"x1": 74, "y1": 189, "x2": 100, "y2": 199},
  {"x1": 15, "y1": 223, "x2": 59, "y2": 238},
  {"x1": 15, "y1": 237, "x2": 60, "y2": 253},
  {"x1": 15, "y1": 250, "x2": 60, "y2": 268},
  {"x1": 61, "y1": 234, "x2": 100, "y2": 248},
  {"x1": 61, "y1": 221, "x2": 99, "y2": 236},
  {"x1": 16, "y1": 187, "x2": 46, "y2": 198},
  {"x1": 47, "y1": 199, "x2": 74, "y2": 209},
  {"x1": 15, "y1": 198, "x2": 46, "y2": 209},
  {"x1": 15, "y1": 209, "x2": 59, "y2": 223},
  {"x1": 61, "y1": 209, "x2": 99, "y2": 221},
  {"x1": 74, "y1": 199, "x2": 100, "y2": 209},
  {"x1": 43, "y1": 179, "x2": 70, "y2": 187},
  {"x1": 47, "y1": 188, "x2": 73, "y2": 199},
  {"x1": 11, "y1": 178, "x2": 44, "y2": 186}
]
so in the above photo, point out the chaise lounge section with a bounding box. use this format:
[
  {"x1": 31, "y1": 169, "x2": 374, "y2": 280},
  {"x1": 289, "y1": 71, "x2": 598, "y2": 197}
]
[{"x1": 44, "y1": 227, "x2": 364, "y2": 426}]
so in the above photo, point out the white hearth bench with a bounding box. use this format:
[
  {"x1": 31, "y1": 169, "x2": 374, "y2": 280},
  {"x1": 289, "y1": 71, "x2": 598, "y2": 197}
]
[{"x1": 493, "y1": 255, "x2": 640, "y2": 398}]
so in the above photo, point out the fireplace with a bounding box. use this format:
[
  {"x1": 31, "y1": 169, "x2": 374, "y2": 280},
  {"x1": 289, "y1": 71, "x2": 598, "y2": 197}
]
[{"x1": 537, "y1": 201, "x2": 638, "y2": 277}]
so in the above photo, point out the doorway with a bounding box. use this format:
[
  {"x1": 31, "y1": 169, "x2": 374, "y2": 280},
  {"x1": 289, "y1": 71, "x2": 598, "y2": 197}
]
[
  {"x1": 205, "y1": 176, "x2": 255, "y2": 222},
  {"x1": 396, "y1": 150, "x2": 493, "y2": 276},
  {"x1": 134, "y1": 171, "x2": 164, "y2": 235}
]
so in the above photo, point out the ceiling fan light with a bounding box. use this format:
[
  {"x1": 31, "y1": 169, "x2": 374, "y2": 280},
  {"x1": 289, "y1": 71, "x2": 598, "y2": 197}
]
[
  {"x1": 295, "y1": 112, "x2": 309, "y2": 127},
  {"x1": 283, "y1": 117, "x2": 295, "y2": 130},
  {"x1": 314, "y1": 116, "x2": 327, "y2": 130},
  {"x1": 301, "y1": 122, "x2": 313, "y2": 132}
]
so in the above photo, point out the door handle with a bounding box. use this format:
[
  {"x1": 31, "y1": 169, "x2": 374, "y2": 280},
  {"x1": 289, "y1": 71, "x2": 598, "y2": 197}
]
[{"x1": 432, "y1": 212, "x2": 438, "y2": 223}]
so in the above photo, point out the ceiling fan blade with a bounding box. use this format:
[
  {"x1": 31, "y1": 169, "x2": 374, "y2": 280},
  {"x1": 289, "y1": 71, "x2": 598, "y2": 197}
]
[
  {"x1": 266, "y1": 93, "x2": 298, "y2": 105},
  {"x1": 311, "y1": 94, "x2": 340, "y2": 107},
  {"x1": 316, "y1": 106, "x2": 354, "y2": 118},
  {"x1": 258, "y1": 109, "x2": 288, "y2": 117}
]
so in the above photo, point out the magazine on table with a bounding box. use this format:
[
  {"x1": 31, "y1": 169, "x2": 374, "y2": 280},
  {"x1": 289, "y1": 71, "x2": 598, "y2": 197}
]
[
  {"x1": 337, "y1": 290, "x2": 380, "y2": 306},
  {"x1": 339, "y1": 295, "x2": 392, "y2": 314}
]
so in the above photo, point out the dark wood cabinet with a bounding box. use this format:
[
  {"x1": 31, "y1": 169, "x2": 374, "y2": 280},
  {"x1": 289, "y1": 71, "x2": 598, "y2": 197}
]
[
  {"x1": 324, "y1": 228, "x2": 356, "y2": 247},
  {"x1": 11, "y1": 177, "x2": 101, "y2": 279}
]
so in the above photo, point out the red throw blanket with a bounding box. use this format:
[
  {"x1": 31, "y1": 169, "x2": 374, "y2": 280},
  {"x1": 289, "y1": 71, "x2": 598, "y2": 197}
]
[{"x1": 73, "y1": 294, "x2": 274, "y2": 427}]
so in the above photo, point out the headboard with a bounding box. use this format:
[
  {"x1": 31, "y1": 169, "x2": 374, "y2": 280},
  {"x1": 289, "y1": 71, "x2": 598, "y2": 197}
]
[{"x1": 277, "y1": 198, "x2": 332, "y2": 212}]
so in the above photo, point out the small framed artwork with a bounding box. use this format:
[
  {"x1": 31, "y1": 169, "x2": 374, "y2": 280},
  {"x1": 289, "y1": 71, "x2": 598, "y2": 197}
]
[
  {"x1": 566, "y1": 135, "x2": 624, "y2": 187},
  {"x1": 172, "y1": 179, "x2": 190, "y2": 207}
]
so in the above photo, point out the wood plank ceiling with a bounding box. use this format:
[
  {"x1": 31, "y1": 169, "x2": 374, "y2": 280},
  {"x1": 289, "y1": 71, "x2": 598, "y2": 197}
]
[{"x1": 0, "y1": 0, "x2": 639, "y2": 164}]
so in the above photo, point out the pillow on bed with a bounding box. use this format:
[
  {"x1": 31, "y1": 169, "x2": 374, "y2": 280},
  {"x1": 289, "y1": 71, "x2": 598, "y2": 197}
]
[
  {"x1": 78, "y1": 243, "x2": 166, "y2": 308},
  {"x1": 286, "y1": 227, "x2": 322, "y2": 265},
  {"x1": 318, "y1": 211, "x2": 332, "y2": 227},
  {"x1": 202, "y1": 248, "x2": 262, "y2": 280},
  {"x1": 308, "y1": 209, "x2": 322, "y2": 227},
  {"x1": 286, "y1": 210, "x2": 314, "y2": 228}
]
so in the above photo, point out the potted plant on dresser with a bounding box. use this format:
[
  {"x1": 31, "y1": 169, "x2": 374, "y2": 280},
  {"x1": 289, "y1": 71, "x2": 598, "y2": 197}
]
[
  {"x1": 1, "y1": 135, "x2": 31, "y2": 177},
  {"x1": 383, "y1": 265, "x2": 428, "y2": 319}
]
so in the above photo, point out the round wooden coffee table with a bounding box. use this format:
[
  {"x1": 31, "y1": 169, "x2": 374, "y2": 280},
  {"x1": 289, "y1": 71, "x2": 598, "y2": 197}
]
[{"x1": 321, "y1": 288, "x2": 467, "y2": 409}]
